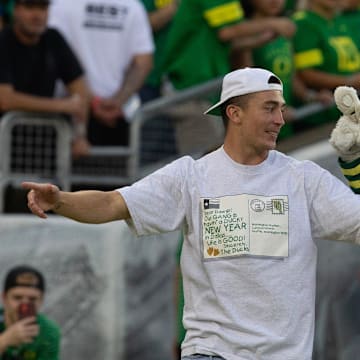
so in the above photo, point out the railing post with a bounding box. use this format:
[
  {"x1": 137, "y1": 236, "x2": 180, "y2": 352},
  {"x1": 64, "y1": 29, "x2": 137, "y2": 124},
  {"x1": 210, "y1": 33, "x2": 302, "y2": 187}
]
[{"x1": 128, "y1": 109, "x2": 143, "y2": 181}]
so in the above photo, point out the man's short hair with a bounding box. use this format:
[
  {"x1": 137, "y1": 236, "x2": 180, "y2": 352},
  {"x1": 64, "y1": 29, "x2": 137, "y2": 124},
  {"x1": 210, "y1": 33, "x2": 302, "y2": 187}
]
[
  {"x1": 3, "y1": 265, "x2": 45, "y2": 293},
  {"x1": 220, "y1": 94, "x2": 253, "y2": 129}
]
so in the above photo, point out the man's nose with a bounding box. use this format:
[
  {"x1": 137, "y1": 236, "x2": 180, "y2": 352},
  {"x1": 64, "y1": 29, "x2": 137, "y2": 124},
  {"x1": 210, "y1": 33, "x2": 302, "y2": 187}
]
[{"x1": 274, "y1": 110, "x2": 285, "y2": 126}]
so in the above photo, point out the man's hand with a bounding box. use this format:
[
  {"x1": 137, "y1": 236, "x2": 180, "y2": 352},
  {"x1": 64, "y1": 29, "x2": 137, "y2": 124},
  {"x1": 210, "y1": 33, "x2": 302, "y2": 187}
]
[
  {"x1": 21, "y1": 182, "x2": 61, "y2": 219},
  {"x1": 72, "y1": 137, "x2": 90, "y2": 159},
  {"x1": 92, "y1": 97, "x2": 123, "y2": 127},
  {"x1": 268, "y1": 18, "x2": 296, "y2": 38},
  {"x1": 329, "y1": 86, "x2": 360, "y2": 162},
  {"x1": 0, "y1": 317, "x2": 39, "y2": 349}
]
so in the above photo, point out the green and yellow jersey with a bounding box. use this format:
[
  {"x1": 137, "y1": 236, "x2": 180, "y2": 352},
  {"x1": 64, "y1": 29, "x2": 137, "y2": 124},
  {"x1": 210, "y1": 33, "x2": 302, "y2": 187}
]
[
  {"x1": 293, "y1": 10, "x2": 360, "y2": 76},
  {"x1": 292, "y1": 10, "x2": 360, "y2": 126},
  {"x1": 162, "y1": 0, "x2": 245, "y2": 89},
  {"x1": 0, "y1": 309, "x2": 60, "y2": 360},
  {"x1": 141, "y1": 0, "x2": 177, "y2": 87}
]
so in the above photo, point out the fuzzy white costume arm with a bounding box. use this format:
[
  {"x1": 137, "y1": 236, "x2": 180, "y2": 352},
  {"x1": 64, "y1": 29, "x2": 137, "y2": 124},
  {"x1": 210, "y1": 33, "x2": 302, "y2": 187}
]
[{"x1": 329, "y1": 86, "x2": 360, "y2": 162}]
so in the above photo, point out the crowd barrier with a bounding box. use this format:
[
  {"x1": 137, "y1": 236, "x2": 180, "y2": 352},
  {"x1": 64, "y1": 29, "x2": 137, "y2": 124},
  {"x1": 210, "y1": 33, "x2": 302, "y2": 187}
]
[
  {"x1": 0, "y1": 77, "x2": 336, "y2": 211},
  {"x1": 0, "y1": 112, "x2": 72, "y2": 212}
]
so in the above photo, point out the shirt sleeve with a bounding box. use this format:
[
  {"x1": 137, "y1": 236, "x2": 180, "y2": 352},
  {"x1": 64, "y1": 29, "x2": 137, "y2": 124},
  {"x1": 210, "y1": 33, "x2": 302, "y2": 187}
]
[
  {"x1": 0, "y1": 30, "x2": 14, "y2": 84},
  {"x1": 292, "y1": 13, "x2": 323, "y2": 70},
  {"x1": 118, "y1": 157, "x2": 191, "y2": 236},
  {"x1": 127, "y1": 1, "x2": 154, "y2": 56},
  {"x1": 306, "y1": 161, "x2": 360, "y2": 245},
  {"x1": 202, "y1": 0, "x2": 244, "y2": 29}
]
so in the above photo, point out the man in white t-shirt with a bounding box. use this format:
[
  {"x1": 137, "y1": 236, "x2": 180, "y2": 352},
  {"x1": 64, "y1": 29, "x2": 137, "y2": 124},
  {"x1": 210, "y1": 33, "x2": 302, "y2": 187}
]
[
  {"x1": 22, "y1": 67, "x2": 360, "y2": 360},
  {"x1": 48, "y1": 0, "x2": 154, "y2": 146}
]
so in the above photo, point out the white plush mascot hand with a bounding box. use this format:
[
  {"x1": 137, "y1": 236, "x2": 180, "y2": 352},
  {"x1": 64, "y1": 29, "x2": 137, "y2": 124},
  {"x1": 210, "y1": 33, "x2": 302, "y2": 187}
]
[{"x1": 329, "y1": 86, "x2": 360, "y2": 162}]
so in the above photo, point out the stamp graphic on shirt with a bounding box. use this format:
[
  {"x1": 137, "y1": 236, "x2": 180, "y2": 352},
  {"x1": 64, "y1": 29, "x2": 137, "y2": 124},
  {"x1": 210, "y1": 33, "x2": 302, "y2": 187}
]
[
  {"x1": 269, "y1": 199, "x2": 286, "y2": 214},
  {"x1": 201, "y1": 194, "x2": 289, "y2": 259}
]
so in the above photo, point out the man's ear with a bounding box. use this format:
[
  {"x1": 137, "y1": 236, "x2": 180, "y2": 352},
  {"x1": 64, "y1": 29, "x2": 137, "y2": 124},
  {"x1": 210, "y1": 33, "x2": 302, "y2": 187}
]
[{"x1": 226, "y1": 104, "x2": 244, "y2": 124}]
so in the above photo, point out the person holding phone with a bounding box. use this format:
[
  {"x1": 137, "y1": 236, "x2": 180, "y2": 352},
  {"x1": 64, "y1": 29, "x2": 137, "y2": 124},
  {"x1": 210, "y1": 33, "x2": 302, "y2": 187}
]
[{"x1": 0, "y1": 265, "x2": 60, "y2": 360}]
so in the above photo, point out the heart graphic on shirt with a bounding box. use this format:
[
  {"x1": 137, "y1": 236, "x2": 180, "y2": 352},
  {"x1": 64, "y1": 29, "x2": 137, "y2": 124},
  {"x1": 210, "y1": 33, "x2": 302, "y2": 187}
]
[
  {"x1": 213, "y1": 248, "x2": 220, "y2": 256},
  {"x1": 207, "y1": 247, "x2": 213, "y2": 256}
]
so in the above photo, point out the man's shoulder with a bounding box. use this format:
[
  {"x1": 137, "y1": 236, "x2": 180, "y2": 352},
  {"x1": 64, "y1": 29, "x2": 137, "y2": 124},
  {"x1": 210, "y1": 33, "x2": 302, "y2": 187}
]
[
  {"x1": 275, "y1": 150, "x2": 325, "y2": 174},
  {"x1": 41, "y1": 27, "x2": 66, "y2": 43},
  {"x1": 163, "y1": 155, "x2": 197, "y2": 171},
  {"x1": 0, "y1": 26, "x2": 15, "y2": 44},
  {"x1": 39, "y1": 28, "x2": 75, "y2": 55},
  {"x1": 292, "y1": 10, "x2": 314, "y2": 22},
  {"x1": 115, "y1": 0, "x2": 148, "y2": 13},
  {"x1": 293, "y1": 9, "x2": 328, "y2": 28},
  {"x1": 37, "y1": 313, "x2": 61, "y2": 337}
]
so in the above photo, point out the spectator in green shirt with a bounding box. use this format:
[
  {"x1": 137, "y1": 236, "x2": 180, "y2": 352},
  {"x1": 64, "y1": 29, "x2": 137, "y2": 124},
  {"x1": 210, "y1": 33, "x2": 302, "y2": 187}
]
[
  {"x1": 292, "y1": 0, "x2": 360, "y2": 129},
  {"x1": 162, "y1": 0, "x2": 296, "y2": 90},
  {"x1": 0, "y1": 265, "x2": 60, "y2": 360},
  {"x1": 159, "y1": 0, "x2": 296, "y2": 156},
  {"x1": 236, "y1": 0, "x2": 333, "y2": 139},
  {"x1": 138, "y1": 0, "x2": 179, "y2": 164},
  {"x1": 339, "y1": 0, "x2": 360, "y2": 50}
]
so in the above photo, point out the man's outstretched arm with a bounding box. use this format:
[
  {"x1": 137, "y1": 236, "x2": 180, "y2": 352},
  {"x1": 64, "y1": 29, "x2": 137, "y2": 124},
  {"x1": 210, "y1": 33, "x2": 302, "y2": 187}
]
[{"x1": 22, "y1": 182, "x2": 130, "y2": 223}]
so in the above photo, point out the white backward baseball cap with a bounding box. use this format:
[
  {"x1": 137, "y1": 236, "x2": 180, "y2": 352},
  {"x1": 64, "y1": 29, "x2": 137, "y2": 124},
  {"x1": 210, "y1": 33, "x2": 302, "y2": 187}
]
[{"x1": 204, "y1": 67, "x2": 283, "y2": 116}]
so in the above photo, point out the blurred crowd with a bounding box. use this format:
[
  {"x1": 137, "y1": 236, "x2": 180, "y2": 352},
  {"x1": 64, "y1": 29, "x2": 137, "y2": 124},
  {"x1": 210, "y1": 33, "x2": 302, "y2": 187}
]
[{"x1": 1, "y1": 0, "x2": 360, "y2": 161}]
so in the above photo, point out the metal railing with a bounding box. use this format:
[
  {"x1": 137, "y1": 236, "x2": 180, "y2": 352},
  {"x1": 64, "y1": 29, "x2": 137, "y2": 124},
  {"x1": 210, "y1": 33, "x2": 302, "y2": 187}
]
[
  {"x1": 0, "y1": 78, "x2": 336, "y2": 210},
  {"x1": 0, "y1": 112, "x2": 72, "y2": 212}
]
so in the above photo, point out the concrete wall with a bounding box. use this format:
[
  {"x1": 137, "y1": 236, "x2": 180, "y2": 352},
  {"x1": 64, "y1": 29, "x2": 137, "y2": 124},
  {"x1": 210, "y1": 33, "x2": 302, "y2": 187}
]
[{"x1": 0, "y1": 215, "x2": 179, "y2": 360}]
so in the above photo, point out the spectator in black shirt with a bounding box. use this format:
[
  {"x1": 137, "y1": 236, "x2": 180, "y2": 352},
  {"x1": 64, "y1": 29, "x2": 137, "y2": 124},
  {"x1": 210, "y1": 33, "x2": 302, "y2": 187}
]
[
  {"x1": 0, "y1": 3, "x2": 4, "y2": 30},
  {"x1": 0, "y1": 0, "x2": 90, "y2": 157}
]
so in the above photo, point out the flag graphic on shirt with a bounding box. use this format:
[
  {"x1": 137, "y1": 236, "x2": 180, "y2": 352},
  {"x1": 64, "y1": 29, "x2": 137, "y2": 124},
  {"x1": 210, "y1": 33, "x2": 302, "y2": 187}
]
[{"x1": 203, "y1": 198, "x2": 220, "y2": 209}]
